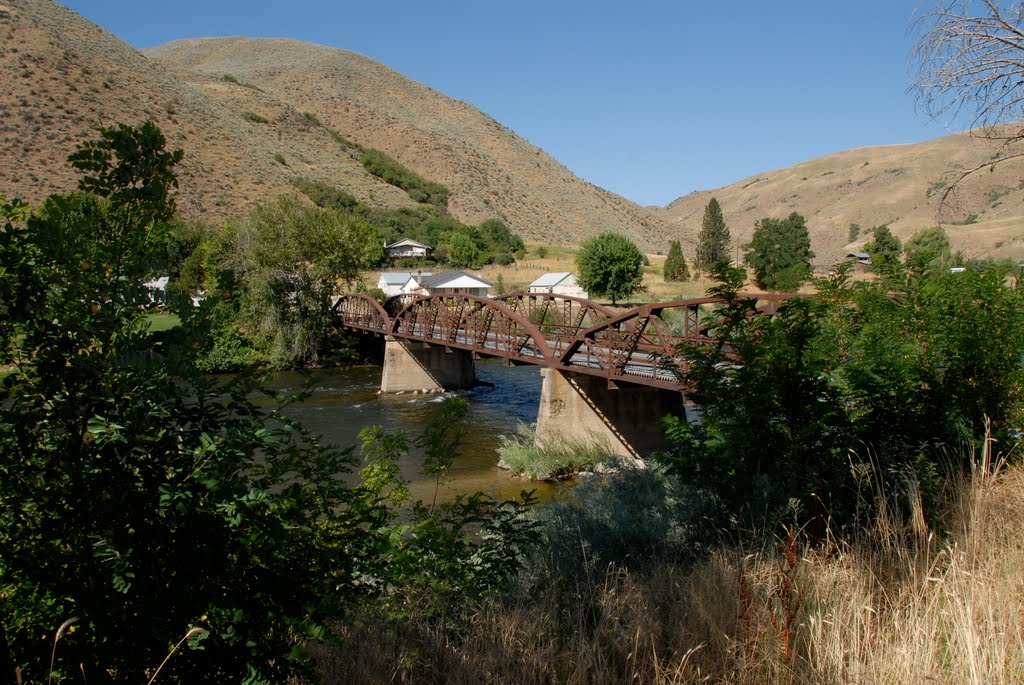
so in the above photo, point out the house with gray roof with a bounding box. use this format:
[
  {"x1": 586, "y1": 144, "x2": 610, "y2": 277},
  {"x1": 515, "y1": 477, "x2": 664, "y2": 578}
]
[
  {"x1": 527, "y1": 272, "x2": 587, "y2": 298},
  {"x1": 410, "y1": 271, "x2": 493, "y2": 298},
  {"x1": 384, "y1": 238, "x2": 433, "y2": 260}
]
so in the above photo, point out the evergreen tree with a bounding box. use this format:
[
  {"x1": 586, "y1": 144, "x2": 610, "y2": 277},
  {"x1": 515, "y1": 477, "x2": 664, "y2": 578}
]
[
  {"x1": 863, "y1": 225, "x2": 902, "y2": 271},
  {"x1": 663, "y1": 240, "x2": 690, "y2": 282},
  {"x1": 696, "y1": 197, "x2": 730, "y2": 274},
  {"x1": 745, "y1": 212, "x2": 815, "y2": 291}
]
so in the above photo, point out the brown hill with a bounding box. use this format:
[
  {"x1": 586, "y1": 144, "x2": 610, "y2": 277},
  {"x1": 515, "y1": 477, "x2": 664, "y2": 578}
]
[
  {"x1": 0, "y1": 0, "x2": 669, "y2": 249},
  {"x1": 0, "y1": 0, "x2": 430, "y2": 222},
  {"x1": 6, "y1": 0, "x2": 1024, "y2": 263},
  {"x1": 659, "y1": 130, "x2": 1024, "y2": 265},
  {"x1": 142, "y1": 36, "x2": 668, "y2": 248}
]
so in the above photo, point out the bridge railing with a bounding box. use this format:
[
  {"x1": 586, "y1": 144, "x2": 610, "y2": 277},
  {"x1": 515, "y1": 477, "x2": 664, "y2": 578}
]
[{"x1": 334, "y1": 291, "x2": 797, "y2": 389}]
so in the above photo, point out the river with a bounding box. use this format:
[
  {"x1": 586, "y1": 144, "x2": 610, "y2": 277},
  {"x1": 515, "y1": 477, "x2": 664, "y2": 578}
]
[{"x1": 262, "y1": 359, "x2": 561, "y2": 503}]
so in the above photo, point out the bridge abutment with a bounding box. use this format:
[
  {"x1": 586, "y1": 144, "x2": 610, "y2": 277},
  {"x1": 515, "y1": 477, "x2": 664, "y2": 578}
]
[
  {"x1": 380, "y1": 336, "x2": 476, "y2": 393},
  {"x1": 535, "y1": 369, "x2": 685, "y2": 461}
]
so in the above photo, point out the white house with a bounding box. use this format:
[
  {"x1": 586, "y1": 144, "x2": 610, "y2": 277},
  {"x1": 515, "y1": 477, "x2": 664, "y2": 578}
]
[
  {"x1": 384, "y1": 238, "x2": 432, "y2": 260},
  {"x1": 143, "y1": 276, "x2": 170, "y2": 307},
  {"x1": 377, "y1": 272, "x2": 432, "y2": 297},
  {"x1": 527, "y1": 272, "x2": 587, "y2": 299},
  {"x1": 410, "y1": 271, "x2": 493, "y2": 298}
]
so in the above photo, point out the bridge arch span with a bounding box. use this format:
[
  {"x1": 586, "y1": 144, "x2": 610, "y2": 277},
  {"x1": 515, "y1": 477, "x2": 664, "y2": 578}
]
[
  {"x1": 389, "y1": 293, "x2": 556, "y2": 363},
  {"x1": 332, "y1": 294, "x2": 392, "y2": 335}
]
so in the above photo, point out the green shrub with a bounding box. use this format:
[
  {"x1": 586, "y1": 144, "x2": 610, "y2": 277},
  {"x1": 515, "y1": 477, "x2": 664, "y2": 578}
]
[
  {"x1": 360, "y1": 148, "x2": 448, "y2": 208},
  {"x1": 195, "y1": 326, "x2": 268, "y2": 372},
  {"x1": 291, "y1": 177, "x2": 358, "y2": 210},
  {"x1": 273, "y1": 153, "x2": 286, "y2": 165},
  {"x1": 221, "y1": 73, "x2": 264, "y2": 92},
  {"x1": 527, "y1": 464, "x2": 717, "y2": 580},
  {"x1": 497, "y1": 424, "x2": 606, "y2": 480},
  {"x1": 243, "y1": 111, "x2": 268, "y2": 124}
]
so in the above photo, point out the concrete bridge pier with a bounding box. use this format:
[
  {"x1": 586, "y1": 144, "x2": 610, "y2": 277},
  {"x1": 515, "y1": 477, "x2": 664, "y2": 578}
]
[
  {"x1": 380, "y1": 336, "x2": 476, "y2": 393},
  {"x1": 535, "y1": 368, "x2": 685, "y2": 461}
]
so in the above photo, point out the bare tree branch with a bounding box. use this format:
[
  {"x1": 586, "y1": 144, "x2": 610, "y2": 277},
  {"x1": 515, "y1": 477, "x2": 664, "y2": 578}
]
[
  {"x1": 912, "y1": 1, "x2": 1024, "y2": 128},
  {"x1": 912, "y1": 1, "x2": 1024, "y2": 216}
]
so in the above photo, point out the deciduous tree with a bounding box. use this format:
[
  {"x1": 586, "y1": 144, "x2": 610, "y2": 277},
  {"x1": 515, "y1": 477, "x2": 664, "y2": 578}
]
[
  {"x1": 219, "y1": 195, "x2": 384, "y2": 366},
  {"x1": 904, "y1": 225, "x2": 952, "y2": 271},
  {"x1": 912, "y1": 1, "x2": 1024, "y2": 194},
  {"x1": 575, "y1": 232, "x2": 645, "y2": 304},
  {"x1": 744, "y1": 212, "x2": 815, "y2": 291}
]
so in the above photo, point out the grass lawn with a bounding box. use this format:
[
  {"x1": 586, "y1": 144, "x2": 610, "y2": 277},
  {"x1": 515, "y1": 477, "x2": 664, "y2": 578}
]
[{"x1": 145, "y1": 312, "x2": 181, "y2": 332}]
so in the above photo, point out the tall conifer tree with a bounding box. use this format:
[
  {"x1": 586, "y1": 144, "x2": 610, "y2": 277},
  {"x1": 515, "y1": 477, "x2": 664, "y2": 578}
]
[
  {"x1": 696, "y1": 197, "x2": 730, "y2": 274},
  {"x1": 663, "y1": 240, "x2": 690, "y2": 282}
]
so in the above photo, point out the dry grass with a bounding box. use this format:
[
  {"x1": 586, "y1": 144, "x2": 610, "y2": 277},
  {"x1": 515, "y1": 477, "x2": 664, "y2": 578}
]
[{"x1": 315, "y1": 451, "x2": 1024, "y2": 684}]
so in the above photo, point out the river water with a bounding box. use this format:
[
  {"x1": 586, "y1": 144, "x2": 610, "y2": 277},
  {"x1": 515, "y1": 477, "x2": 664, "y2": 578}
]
[{"x1": 263, "y1": 359, "x2": 560, "y2": 502}]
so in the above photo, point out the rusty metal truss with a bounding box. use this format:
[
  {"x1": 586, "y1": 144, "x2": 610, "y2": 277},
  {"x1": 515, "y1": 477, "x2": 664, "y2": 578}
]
[{"x1": 333, "y1": 291, "x2": 795, "y2": 390}]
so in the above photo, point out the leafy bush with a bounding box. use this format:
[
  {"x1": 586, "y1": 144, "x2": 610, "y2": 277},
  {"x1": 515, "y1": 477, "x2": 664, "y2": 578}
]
[
  {"x1": 360, "y1": 148, "x2": 448, "y2": 208},
  {"x1": 0, "y1": 122, "x2": 541, "y2": 683},
  {"x1": 658, "y1": 262, "x2": 1024, "y2": 533},
  {"x1": 194, "y1": 326, "x2": 268, "y2": 372},
  {"x1": 527, "y1": 464, "x2": 717, "y2": 580},
  {"x1": 291, "y1": 176, "x2": 358, "y2": 211}
]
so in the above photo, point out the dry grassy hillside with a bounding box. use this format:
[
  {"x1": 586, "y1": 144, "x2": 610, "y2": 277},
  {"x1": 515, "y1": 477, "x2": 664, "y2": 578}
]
[
  {"x1": 660, "y1": 130, "x2": 1024, "y2": 265},
  {"x1": 142, "y1": 37, "x2": 671, "y2": 249},
  {"x1": 2, "y1": 0, "x2": 667, "y2": 249},
  {"x1": 8, "y1": 0, "x2": 1024, "y2": 262},
  {"x1": 0, "y1": 0, "x2": 419, "y2": 222}
]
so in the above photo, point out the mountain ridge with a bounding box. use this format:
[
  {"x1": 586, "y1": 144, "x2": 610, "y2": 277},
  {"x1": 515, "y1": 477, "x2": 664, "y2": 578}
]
[{"x1": 3, "y1": 0, "x2": 1024, "y2": 264}]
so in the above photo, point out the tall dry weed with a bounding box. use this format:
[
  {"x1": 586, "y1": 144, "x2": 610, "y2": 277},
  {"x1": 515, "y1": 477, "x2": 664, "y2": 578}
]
[{"x1": 316, "y1": 452, "x2": 1024, "y2": 684}]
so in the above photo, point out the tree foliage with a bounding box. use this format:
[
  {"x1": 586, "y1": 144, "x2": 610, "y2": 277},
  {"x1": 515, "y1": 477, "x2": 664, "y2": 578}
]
[
  {"x1": 0, "y1": 123, "x2": 538, "y2": 682},
  {"x1": 904, "y1": 225, "x2": 952, "y2": 271},
  {"x1": 289, "y1": 177, "x2": 525, "y2": 270},
  {"x1": 359, "y1": 148, "x2": 448, "y2": 208},
  {"x1": 659, "y1": 262, "x2": 1024, "y2": 532},
  {"x1": 745, "y1": 212, "x2": 815, "y2": 291},
  {"x1": 863, "y1": 224, "x2": 902, "y2": 271},
  {"x1": 695, "y1": 197, "x2": 730, "y2": 274},
  {"x1": 574, "y1": 232, "x2": 645, "y2": 304},
  {"x1": 216, "y1": 195, "x2": 384, "y2": 367},
  {"x1": 663, "y1": 240, "x2": 690, "y2": 282}
]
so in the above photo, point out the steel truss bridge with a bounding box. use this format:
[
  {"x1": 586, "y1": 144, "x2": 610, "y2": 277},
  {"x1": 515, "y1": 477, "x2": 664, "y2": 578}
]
[{"x1": 333, "y1": 291, "x2": 793, "y2": 391}]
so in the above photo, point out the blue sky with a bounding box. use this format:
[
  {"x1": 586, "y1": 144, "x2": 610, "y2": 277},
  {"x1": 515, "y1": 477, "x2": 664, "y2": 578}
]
[{"x1": 62, "y1": 1, "x2": 953, "y2": 207}]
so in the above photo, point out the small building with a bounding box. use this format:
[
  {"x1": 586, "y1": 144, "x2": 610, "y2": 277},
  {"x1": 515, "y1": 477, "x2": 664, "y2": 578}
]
[
  {"x1": 411, "y1": 270, "x2": 493, "y2": 298},
  {"x1": 377, "y1": 271, "x2": 432, "y2": 297},
  {"x1": 846, "y1": 252, "x2": 872, "y2": 271},
  {"x1": 384, "y1": 238, "x2": 432, "y2": 260},
  {"x1": 527, "y1": 272, "x2": 587, "y2": 298}
]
